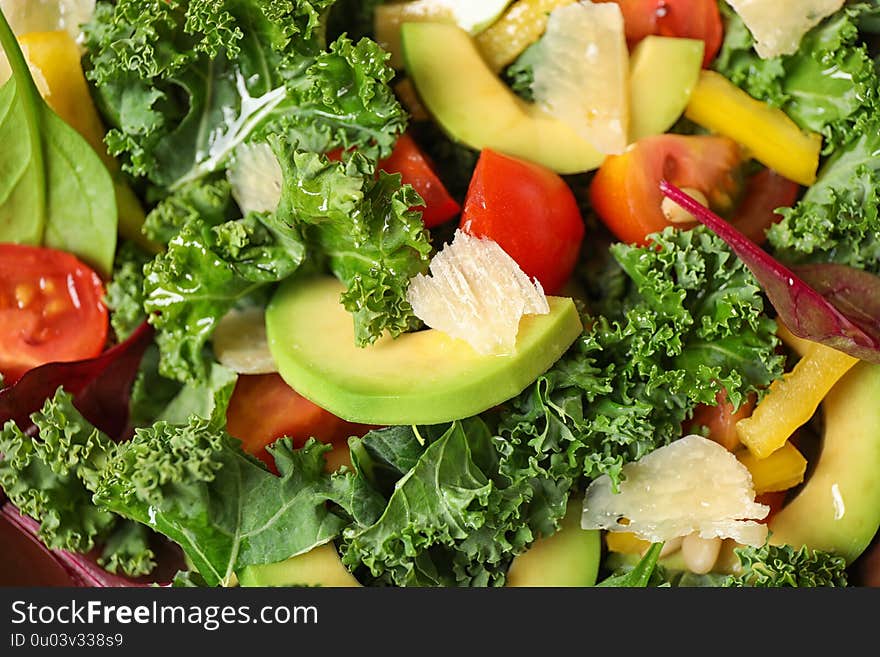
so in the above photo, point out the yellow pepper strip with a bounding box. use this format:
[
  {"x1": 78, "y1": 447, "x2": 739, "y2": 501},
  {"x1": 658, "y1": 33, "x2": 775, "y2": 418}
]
[
  {"x1": 684, "y1": 70, "x2": 822, "y2": 187},
  {"x1": 736, "y1": 342, "x2": 858, "y2": 459},
  {"x1": 476, "y1": 0, "x2": 576, "y2": 73},
  {"x1": 605, "y1": 531, "x2": 650, "y2": 555},
  {"x1": 16, "y1": 31, "x2": 159, "y2": 254},
  {"x1": 775, "y1": 317, "x2": 816, "y2": 358},
  {"x1": 736, "y1": 441, "x2": 807, "y2": 494}
]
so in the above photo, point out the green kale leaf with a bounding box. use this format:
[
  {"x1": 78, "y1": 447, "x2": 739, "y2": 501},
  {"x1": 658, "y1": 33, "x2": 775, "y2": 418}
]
[
  {"x1": 142, "y1": 176, "x2": 238, "y2": 245},
  {"x1": 84, "y1": 0, "x2": 405, "y2": 192},
  {"x1": 273, "y1": 140, "x2": 432, "y2": 345},
  {"x1": 714, "y1": 2, "x2": 880, "y2": 154},
  {"x1": 143, "y1": 211, "x2": 305, "y2": 382},
  {"x1": 724, "y1": 544, "x2": 849, "y2": 587},
  {"x1": 94, "y1": 418, "x2": 371, "y2": 587},
  {"x1": 767, "y1": 128, "x2": 880, "y2": 274},
  {"x1": 341, "y1": 419, "x2": 569, "y2": 587},
  {"x1": 105, "y1": 241, "x2": 151, "y2": 342},
  {"x1": 0, "y1": 389, "x2": 155, "y2": 576}
]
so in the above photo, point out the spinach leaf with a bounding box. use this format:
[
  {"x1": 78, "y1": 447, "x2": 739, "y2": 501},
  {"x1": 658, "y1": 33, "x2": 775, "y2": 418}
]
[
  {"x1": 0, "y1": 8, "x2": 117, "y2": 276},
  {"x1": 41, "y1": 109, "x2": 117, "y2": 276},
  {"x1": 597, "y1": 543, "x2": 664, "y2": 587},
  {"x1": 0, "y1": 10, "x2": 44, "y2": 245}
]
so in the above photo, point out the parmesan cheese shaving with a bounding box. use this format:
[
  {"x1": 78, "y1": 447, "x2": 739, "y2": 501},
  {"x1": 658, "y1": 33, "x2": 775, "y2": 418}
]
[
  {"x1": 725, "y1": 0, "x2": 845, "y2": 59},
  {"x1": 581, "y1": 434, "x2": 770, "y2": 547},
  {"x1": 406, "y1": 229, "x2": 549, "y2": 355},
  {"x1": 532, "y1": 1, "x2": 629, "y2": 154}
]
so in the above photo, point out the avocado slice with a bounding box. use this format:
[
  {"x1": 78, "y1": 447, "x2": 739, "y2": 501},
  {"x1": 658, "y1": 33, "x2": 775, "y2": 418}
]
[
  {"x1": 266, "y1": 276, "x2": 582, "y2": 425},
  {"x1": 505, "y1": 499, "x2": 601, "y2": 587},
  {"x1": 768, "y1": 362, "x2": 880, "y2": 563},
  {"x1": 237, "y1": 544, "x2": 360, "y2": 587},
  {"x1": 629, "y1": 36, "x2": 704, "y2": 142},
  {"x1": 401, "y1": 21, "x2": 605, "y2": 174},
  {"x1": 375, "y1": 0, "x2": 511, "y2": 68}
]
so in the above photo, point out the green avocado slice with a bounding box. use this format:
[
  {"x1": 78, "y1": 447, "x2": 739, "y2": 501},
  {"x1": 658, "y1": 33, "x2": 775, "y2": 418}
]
[
  {"x1": 401, "y1": 21, "x2": 605, "y2": 174},
  {"x1": 768, "y1": 362, "x2": 880, "y2": 563},
  {"x1": 628, "y1": 36, "x2": 704, "y2": 142},
  {"x1": 505, "y1": 499, "x2": 601, "y2": 587},
  {"x1": 265, "y1": 276, "x2": 582, "y2": 425},
  {"x1": 237, "y1": 544, "x2": 360, "y2": 588}
]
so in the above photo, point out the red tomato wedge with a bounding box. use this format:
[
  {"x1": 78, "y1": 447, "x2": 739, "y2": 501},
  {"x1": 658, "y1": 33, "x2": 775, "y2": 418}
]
[
  {"x1": 590, "y1": 134, "x2": 742, "y2": 246},
  {"x1": 225, "y1": 373, "x2": 376, "y2": 473},
  {"x1": 730, "y1": 169, "x2": 801, "y2": 245},
  {"x1": 0, "y1": 244, "x2": 108, "y2": 385},
  {"x1": 460, "y1": 149, "x2": 585, "y2": 295},
  {"x1": 328, "y1": 133, "x2": 460, "y2": 228},
  {"x1": 600, "y1": 0, "x2": 723, "y2": 67},
  {"x1": 380, "y1": 133, "x2": 461, "y2": 228}
]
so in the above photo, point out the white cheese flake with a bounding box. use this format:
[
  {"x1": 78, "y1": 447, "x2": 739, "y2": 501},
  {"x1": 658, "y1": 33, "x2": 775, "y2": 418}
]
[
  {"x1": 227, "y1": 142, "x2": 284, "y2": 216},
  {"x1": 532, "y1": 1, "x2": 629, "y2": 155},
  {"x1": 581, "y1": 434, "x2": 770, "y2": 547},
  {"x1": 406, "y1": 229, "x2": 549, "y2": 355},
  {"x1": 213, "y1": 306, "x2": 277, "y2": 375},
  {"x1": 725, "y1": 0, "x2": 845, "y2": 59}
]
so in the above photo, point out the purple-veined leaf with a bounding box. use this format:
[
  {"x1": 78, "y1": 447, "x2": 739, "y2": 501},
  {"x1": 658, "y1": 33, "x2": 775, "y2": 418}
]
[{"x1": 659, "y1": 180, "x2": 880, "y2": 363}]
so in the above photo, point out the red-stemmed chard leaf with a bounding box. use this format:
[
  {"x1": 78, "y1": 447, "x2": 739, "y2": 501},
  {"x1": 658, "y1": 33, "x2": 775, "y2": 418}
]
[
  {"x1": 0, "y1": 321, "x2": 154, "y2": 440},
  {"x1": 0, "y1": 503, "x2": 184, "y2": 587},
  {"x1": 659, "y1": 180, "x2": 880, "y2": 364},
  {"x1": 0, "y1": 503, "x2": 143, "y2": 586}
]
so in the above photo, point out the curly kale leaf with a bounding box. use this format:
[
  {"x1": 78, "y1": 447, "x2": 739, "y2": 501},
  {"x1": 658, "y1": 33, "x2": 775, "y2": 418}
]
[
  {"x1": 725, "y1": 544, "x2": 849, "y2": 587},
  {"x1": 273, "y1": 140, "x2": 432, "y2": 345},
  {"x1": 85, "y1": 0, "x2": 404, "y2": 191},
  {"x1": 714, "y1": 2, "x2": 880, "y2": 154},
  {"x1": 258, "y1": 35, "x2": 407, "y2": 158},
  {"x1": 143, "y1": 211, "x2": 305, "y2": 382},
  {"x1": 767, "y1": 128, "x2": 880, "y2": 274},
  {"x1": 0, "y1": 389, "x2": 155, "y2": 576},
  {"x1": 105, "y1": 242, "x2": 151, "y2": 342},
  {"x1": 95, "y1": 415, "x2": 374, "y2": 587},
  {"x1": 143, "y1": 176, "x2": 238, "y2": 245},
  {"x1": 341, "y1": 419, "x2": 569, "y2": 587},
  {"x1": 504, "y1": 41, "x2": 541, "y2": 102}
]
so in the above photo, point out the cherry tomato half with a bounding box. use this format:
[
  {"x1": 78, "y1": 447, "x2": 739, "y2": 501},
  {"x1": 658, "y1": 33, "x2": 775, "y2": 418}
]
[
  {"x1": 730, "y1": 169, "x2": 801, "y2": 245},
  {"x1": 687, "y1": 389, "x2": 757, "y2": 453},
  {"x1": 600, "y1": 0, "x2": 723, "y2": 67},
  {"x1": 460, "y1": 149, "x2": 585, "y2": 295},
  {"x1": 379, "y1": 133, "x2": 461, "y2": 228},
  {"x1": 0, "y1": 244, "x2": 108, "y2": 385},
  {"x1": 589, "y1": 134, "x2": 742, "y2": 245},
  {"x1": 225, "y1": 373, "x2": 376, "y2": 473}
]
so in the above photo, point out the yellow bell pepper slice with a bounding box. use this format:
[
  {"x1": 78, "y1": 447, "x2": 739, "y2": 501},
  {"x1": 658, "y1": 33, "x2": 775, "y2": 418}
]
[
  {"x1": 774, "y1": 317, "x2": 815, "y2": 358},
  {"x1": 476, "y1": 0, "x2": 576, "y2": 73},
  {"x1": 604, "y1": 531, "x2": 650, "y2": 555},
  {"x1": 684, "y1": 70, "x2": 822, "y2": 187},
  {"x1": 736, "y1": 441, "x2": 807, "y2": 494},
  {"x1": 736, "y1": 341, "x2": 858, "y2": 459},
  {"x1": 15, "y1": 31, "x2": 158, "y2": 253}
]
